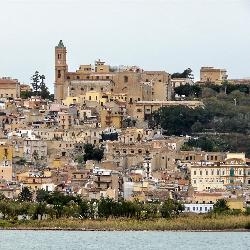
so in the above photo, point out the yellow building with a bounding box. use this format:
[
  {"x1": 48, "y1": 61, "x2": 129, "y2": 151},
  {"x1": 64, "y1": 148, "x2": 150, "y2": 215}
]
[
  {"x1": 100, "y1": 108, "x2": 122, "y2": 128},
  {"x1": 0, "y1": 143, "x2": 13, "y2": 181},
  {"x1": 62, "y1": 96, "x2": 79, "y2": 106}
]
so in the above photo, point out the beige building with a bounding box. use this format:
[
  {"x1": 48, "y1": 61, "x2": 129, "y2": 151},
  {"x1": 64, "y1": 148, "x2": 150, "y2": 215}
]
[
  {"x1": 0, "y1": 77, "x2": 20, "y2": 99},
  {"x1": 54, "y1": 40, "x2": 172, "y2": 105},
  {"x1": 191, "y1": 153, "x2": 250, "y2": 192},
  {"x1": 200, "y1": 66, "x2": 228, "y2": 84},
  {"x1": 58, "y1": 111, "x2": 74, "y2": 129}
]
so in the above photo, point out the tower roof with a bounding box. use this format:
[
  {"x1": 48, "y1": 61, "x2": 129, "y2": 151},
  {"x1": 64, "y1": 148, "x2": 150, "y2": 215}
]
[{"x1": 56, "y1": 40, "x2": 65, "y2": 48}]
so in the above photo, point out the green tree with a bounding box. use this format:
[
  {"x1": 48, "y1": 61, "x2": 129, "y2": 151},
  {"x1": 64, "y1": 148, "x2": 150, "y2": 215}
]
[
  {"x1": 0, "y1": 200, "x2": 12, "y2": 219},
  {"x1": 33, "y1": 202, "x2": 47, "y2": 220},
  {"x1": 174, "y1": 84, "x2": 201, "y2": 98},
  {"x1": 20, "y1": 90, "x2": 32, "y2": 99},
  {"x1": 172, "y1": 68, "x2": 194, "y2": 79},
  {"x1": 30, "y1": 71, "x2": 51, "y2": 99},
  {"x1": 31, "y1": 71, "x2": 40, "y2": 96},
  {"x1": 18, "y1": 187, "x2": 33, "y2": 202},
  {"x1": 160, "y1": 199, "x2": 184, "y2": 218},
  {"x1": 78, "y1": 200, "x2": 89, "y2": 219},
  {"x1": 83, "y1": 143, "x2": 104, "y2": 162},
  {"x1": 153, "y1": 106, "x2": 210, "y2": 136},
  {"x1": 213, "y1": 199, "x2": 230, "y2": 214},
  {"x1": 36, "y1": 189, "x2": 50, "y2": 203}
]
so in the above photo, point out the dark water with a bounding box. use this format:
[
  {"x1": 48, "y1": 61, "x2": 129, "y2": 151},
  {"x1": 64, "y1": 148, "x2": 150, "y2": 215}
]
[{"x1": 0, "y1": 230, "x2": 249, "y2": 250}]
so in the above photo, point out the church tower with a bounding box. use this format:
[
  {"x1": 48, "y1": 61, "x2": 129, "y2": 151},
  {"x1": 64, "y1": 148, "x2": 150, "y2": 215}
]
[{"x1": 54, "y1": 40, "x2": 68, "y2": 102}]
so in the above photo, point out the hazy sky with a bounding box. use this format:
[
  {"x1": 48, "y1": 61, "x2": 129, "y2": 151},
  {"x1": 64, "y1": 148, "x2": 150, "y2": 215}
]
[{"x1": 1, "y1": 0, "x2": 250, "y2": 91}]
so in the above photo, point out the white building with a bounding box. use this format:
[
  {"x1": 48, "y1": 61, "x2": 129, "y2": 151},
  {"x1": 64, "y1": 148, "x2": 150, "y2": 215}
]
[{"x1": 184, "y1": 203, "x2": 214, "y2": 213}]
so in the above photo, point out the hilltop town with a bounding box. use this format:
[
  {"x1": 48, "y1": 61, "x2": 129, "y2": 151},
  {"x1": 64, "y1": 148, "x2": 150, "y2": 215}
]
[{"x1": 1, "y1": 40, "x2": 250, "y2": 217}]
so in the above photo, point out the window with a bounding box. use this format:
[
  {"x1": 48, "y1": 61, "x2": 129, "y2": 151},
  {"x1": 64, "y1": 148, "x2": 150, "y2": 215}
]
[
  {"x1": 96, "y1": 76, "x2": 99, "y2": 80},
  {"x1": 89, "y1": 96, "x2": 91, "y2": 100},
  {"x1": 200, "y1": 171, "x2": 202, "y2": 175},
  {"x1": 58, "y1": 70, "x2": 61, "y2": 78},
  {"x1": 77, "y1": 76, "x2": 80, "y2": 79},
  {"x1": 194, "y1": 171, "x2": 196, "y2": 175},
  {"x1": 124, "y1": 76, "x2": 128, "y2": 83}
]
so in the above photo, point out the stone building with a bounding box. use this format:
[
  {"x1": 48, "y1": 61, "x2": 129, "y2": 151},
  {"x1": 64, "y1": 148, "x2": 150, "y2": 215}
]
[
  {"x1": 0, "y1": 77, "x2": 20, "y2": 99},
  {"x1": 54, "y1": 40, "x2": 172, "y2": 105},
  {"x1": 200, "y1": 66, "x2": 228, "y2": 84}
]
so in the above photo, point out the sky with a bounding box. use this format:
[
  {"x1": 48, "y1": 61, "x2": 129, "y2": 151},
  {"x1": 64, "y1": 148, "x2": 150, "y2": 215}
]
[{"x1": 0, "y1": 0, "x2": 250, "y2": 92}]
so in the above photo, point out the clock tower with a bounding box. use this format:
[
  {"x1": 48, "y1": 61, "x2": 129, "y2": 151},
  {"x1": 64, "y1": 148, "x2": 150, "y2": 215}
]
[{"x1": 55, "y1": 40, "x2": 68, "y2": 102}]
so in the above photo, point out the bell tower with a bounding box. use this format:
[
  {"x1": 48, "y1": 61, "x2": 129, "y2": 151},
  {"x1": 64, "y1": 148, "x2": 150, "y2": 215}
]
[{"x1": 54, "y1": 40, "x2": 68, "y2": 102}]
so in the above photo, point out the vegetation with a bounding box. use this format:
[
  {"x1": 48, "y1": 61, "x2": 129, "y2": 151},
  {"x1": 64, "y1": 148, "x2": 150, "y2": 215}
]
[
  {"x1": 181, "y1": 136, "x2": 231, "y2": 152},
  {"x1": 82, "y1": 143, "x2": 104, "y2": 162},
  {"x1": 171, "y1": 68, "x2": 194, "y2": 79},
  {"x1": 174, "y1": 82, "x2": 250, "y2": 98},
  {"x1": 20, "y1": 71, "x2": 53, "y2": 101},
  {"x1": 152, "y1": 83, "x2": 250, "y2": 155},
  {"x1": 1, "y1": 194, "x2": 250, "y2": 230}
]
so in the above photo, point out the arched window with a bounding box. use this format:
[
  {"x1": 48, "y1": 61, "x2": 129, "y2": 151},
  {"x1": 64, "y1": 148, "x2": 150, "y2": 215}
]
[{"x1": 230, "y1": 168, "x2": 234, "y2": 177}]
